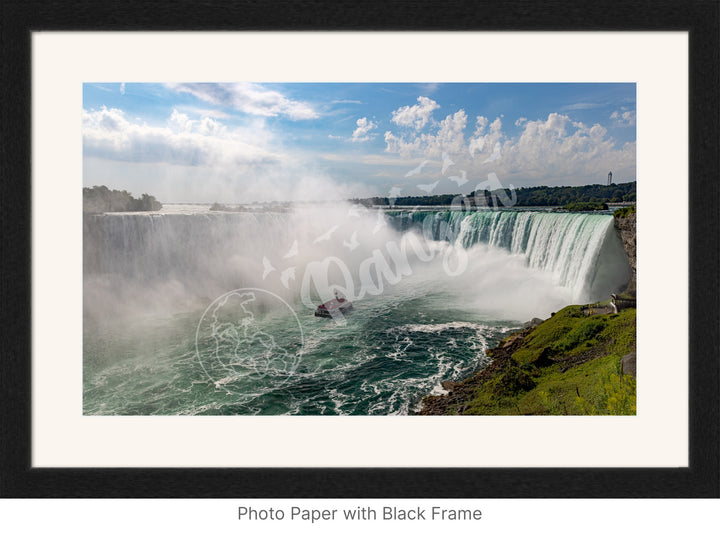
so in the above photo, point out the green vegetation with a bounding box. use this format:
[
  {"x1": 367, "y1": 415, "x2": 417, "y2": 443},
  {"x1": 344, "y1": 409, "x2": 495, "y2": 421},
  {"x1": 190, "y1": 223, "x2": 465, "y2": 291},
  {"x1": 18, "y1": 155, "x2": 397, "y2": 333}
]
[
  {"x1": 479, "y1": 181, "x2": 635, "y2": 207},
  {"x1": 83, "y1": 186, "x2": 162, "y2": 213},
  {"x1": 434, "y1": 305, "x2": 636, "y2": 415},
  {"x1": 563, "y1": 201, "x2": 608, "y2": 211},
  {"x1": 352, "y1": 181, "x2": 636, "y2": 208},
  {"x1": 353, "y1": 194, "x2": 460, "y2": 207},
  {"x1": 613, "y1": 205, "x2": 637, "y2": 219}
]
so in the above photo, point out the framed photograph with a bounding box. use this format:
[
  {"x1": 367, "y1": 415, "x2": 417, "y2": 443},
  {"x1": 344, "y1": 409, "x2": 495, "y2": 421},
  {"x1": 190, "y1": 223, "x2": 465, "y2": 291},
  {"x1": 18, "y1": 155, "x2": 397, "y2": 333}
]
[{"x1": 1, "y1": 1, "x2": 718, "y2": 498}]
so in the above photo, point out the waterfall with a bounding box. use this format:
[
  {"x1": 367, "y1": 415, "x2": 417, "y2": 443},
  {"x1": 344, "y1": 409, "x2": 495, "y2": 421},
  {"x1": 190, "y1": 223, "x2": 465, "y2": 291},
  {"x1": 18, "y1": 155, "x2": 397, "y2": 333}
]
[
  {"x1": 388, "y1": 210, "x2": 631, "y2": 302},
  {"x1": 84, "y1": 211, "x2": 288, "y2": 282},
  {"x1": 83, "y1": 211, "x2": 298, "y2": 319},
  {"x1": 83, "y1": 207, "x2": 631, "y2": 319}
]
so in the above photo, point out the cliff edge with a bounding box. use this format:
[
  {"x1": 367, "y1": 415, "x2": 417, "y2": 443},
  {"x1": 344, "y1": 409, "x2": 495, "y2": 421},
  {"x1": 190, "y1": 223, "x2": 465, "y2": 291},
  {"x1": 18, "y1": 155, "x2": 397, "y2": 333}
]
[{"x1": 613, "y1": 206, "x2": 636, "y2": 294}]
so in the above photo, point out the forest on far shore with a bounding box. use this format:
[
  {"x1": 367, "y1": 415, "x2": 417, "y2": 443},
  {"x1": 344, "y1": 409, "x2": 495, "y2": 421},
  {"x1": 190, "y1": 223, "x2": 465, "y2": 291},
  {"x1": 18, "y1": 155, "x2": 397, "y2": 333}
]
[
  {"x1": 83, "y1": 186, "x2": 162, "y2": 213},
  {"x1": 351, "y1": 181, "x2": 636, "y2": 207}
]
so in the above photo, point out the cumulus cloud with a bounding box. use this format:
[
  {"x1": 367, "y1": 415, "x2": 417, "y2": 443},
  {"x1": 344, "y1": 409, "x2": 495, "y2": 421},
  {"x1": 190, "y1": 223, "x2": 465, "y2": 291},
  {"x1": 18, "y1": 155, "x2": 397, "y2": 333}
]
[
  {"x1": 384, "y1": 109, "x2": 467, "y2": 160},
  {"x1": 384, "y1": 108, "x2": 636, "y2": 184},
  {"x1": 384, "y1": 130, "x2": 412, "y2": 158},
  {"x1": 351, "y1": 117, "x2": 377, "y2": 142},
  {"x1": 489, "y1": 113, "x2": 634, "y2": 180},
  {"x1": 82, "y1": 106, "x2": 281, "y2": 167},
  {"x1": 433, "y1": 110, "x2": 468, "y2": 154},
  {"x1": 469, "y1": 116, "x2": 503, "y2": 158},
  {"x1": 610, "y1": 109, "x2": 636, "y2": 127},
  {"x1": 391, "y1": 96, "x2": 440, "y2": 130},
  {"x1": 165, "y1": 82, "x2": 318, "y2": 120}
]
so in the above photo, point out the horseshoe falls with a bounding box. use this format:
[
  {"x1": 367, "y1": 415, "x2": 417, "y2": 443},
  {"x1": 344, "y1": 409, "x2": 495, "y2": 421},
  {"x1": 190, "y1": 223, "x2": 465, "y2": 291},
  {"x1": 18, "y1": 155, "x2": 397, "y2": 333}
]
[
  {"x1": 390, "y1": 209, "x2": 630, "y2": 304},
  {"x1": 83, "y1": 206, "x2": 631, "y2": 415}
]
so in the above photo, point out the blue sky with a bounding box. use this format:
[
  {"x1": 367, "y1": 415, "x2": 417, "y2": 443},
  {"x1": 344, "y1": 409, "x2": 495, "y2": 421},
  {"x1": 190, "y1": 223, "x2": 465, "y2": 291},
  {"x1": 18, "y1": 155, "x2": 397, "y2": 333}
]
[{"x1": 83, "y1": 83, "x2": 636, "y2": 203}]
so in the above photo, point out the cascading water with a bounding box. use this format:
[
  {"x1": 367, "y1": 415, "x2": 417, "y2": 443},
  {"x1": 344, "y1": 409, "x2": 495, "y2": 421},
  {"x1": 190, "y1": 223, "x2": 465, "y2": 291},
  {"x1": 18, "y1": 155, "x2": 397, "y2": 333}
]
[
  {"x1": 83, "y1": 205, "x2": 631, "y2": 415},
  {"x1": 387, "y1": 209, "x2": 631, "y2": 302}
]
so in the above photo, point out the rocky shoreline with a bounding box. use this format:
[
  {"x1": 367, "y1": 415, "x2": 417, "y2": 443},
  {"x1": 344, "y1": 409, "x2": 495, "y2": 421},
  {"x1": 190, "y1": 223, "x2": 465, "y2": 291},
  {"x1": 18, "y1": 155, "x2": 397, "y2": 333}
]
[{"x1": 418, "y1": 323, "x2": 538, "y2": 415}]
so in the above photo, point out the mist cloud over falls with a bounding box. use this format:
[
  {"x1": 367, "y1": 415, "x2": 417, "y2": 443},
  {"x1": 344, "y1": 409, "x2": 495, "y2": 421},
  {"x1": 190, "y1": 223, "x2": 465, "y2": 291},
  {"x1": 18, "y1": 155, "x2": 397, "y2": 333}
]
[{"x1": 83, "y1": 206, "x2": 630, "y2": 324}]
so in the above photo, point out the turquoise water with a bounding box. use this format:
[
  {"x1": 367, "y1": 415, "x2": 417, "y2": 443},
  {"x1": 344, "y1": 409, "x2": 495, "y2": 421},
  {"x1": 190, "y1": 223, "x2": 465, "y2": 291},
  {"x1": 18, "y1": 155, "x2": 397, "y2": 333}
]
[
  {"x1": 83, "y1": 206, "x2": 630, "y2": 415},
  {"x1": 83, "y1": 286, "x2": 515, "y2": 415}
]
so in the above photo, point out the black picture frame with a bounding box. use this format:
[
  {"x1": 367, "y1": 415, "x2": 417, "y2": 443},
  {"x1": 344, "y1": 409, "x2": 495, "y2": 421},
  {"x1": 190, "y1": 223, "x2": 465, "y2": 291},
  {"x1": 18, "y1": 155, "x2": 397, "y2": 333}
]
[{"x1": 1, "y1": 0, "x2": 718, "y2": 498}]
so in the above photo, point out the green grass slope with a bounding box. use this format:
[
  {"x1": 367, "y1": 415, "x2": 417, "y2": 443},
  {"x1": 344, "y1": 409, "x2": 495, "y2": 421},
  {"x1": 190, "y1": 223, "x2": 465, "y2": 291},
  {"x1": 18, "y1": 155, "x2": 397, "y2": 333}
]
[{"x1": 420, "y1": 305, "x2": 636, "y2": 415}]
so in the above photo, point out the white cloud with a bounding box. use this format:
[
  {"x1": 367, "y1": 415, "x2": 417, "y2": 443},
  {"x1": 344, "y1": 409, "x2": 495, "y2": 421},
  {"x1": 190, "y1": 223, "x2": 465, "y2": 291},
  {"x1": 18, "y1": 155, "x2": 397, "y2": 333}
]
[
  {"x1": 83, "y1": 108, "x2": 377, "y2": 203},
  {"x1": 82, "y1": 106, "x2": 280, "y2": 168},
  {"x1": 391, "y1": 96, "x2": 440, "y2": 130},
  {"x1": 483, "y1": 142, "x2": 502, "y2": 163},
  {"x1": 432, "y1": 110, "x2": 468, "y2": 155},
  {"x1": 384, "y1": 110, "x2": 636, "y2": 184},
  {"x1": 514, "y1": 117, "x2": 527, "y2": 127},
  {"x1": 610, "y1": 109, "x2": 636, "y2": 127},
  {"x1": 384, "y1": 110, "x2": 467, "y2": 159},
  {"x1": 165, "y1": 82, "x2": 318, "y2": 120},
  {"x1": 351, "y1": 117, "x2": 377, "y2": 142},
  {"x1": 498, "y1": 114, "x2": 634, "y2": 180},
  {"x1": 469, "y1": 116, "x2": 503, "y2": 158},
  {"x1": 384, "y1": 130, "x2": 420, "y2": 159},
  {"x1": 168, "y1": 109, "x2": 193, "y2": 132}
]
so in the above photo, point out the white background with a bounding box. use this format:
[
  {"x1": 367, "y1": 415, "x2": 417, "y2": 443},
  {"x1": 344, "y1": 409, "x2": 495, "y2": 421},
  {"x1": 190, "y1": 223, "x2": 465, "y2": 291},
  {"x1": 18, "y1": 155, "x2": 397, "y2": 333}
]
[
  {"x1": 0, "y1": 499, "x2": 715, "y2": 534},
  {"x1": 32, "y1": 33, "x2": 688, "y2": 468}
]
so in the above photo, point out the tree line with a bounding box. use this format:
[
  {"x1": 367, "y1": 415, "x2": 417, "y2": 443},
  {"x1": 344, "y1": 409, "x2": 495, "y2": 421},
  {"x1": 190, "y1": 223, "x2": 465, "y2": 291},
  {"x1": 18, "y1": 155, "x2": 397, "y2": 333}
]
[
  {"x1": 351, "y1": 181, "x2": 636, "y2": 208},
  {"x1": 83, "y1": 185, "x2": 162, "y2": 213}
]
